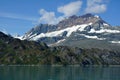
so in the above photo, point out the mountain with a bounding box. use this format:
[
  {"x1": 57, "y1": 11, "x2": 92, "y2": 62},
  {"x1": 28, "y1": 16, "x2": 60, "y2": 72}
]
[
  {"x1": 21, "y1": 13, "x2": 120, "y2": 51},
  {"x1": 0, "y1": 31, "x2": 120, "y2": 65}
]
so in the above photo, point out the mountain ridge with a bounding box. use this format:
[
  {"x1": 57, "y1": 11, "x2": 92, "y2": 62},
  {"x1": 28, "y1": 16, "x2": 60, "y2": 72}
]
[{"x1": 15, "y1": 13, "x2": 120, "y2": 51}]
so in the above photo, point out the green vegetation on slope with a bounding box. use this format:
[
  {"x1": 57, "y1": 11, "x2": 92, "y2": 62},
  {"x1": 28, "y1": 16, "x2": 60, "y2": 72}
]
[{"x1": 0, "y1": 32, "x2": 120, "y2": 65}]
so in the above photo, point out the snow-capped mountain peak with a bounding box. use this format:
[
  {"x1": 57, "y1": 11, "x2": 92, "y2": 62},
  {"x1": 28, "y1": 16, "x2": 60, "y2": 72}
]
[
  {"x1": 94, "y1": 15, "x2": 100, "y2": 18},
  {"x1": 20, "y1": 14, "x2": 120, "y2": 47}
]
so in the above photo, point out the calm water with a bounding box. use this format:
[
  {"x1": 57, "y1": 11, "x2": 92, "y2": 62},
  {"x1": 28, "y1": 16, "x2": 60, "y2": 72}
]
[{"x1": 0, "y1": 66, "x2": 120, "y2": 80}]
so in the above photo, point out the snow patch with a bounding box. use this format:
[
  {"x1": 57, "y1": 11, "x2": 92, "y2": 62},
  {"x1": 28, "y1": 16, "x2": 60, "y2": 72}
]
[
  {"x1": 14, "y1": 36, "x2": 24, "y2": 40},
  {"x1": 110, "y1": 41, "x2": 120, "y2": 44},
  {"x1": 56, "y1": 39, "x2": 66, "y2": 44},
  {"x1": 80, "y1": 34, "x2": 98, "y2": 39},
  {"x1": 79, "y1": 34, "x2": 106, "y2": 40},
  {"x1": 103, "y1": 23, "x2": 109, "y2": 26},
  {"x1": 94, "y1": 15, "x2": 99, "y2": 18},
  {"x1": 88, "y1": 22, "x2": 93, "y2": 25},
  {"x1": 27, "y1": 32, "x2": 33, "y2": 37},
  {"x1": 89, "y1": 29, "x2": 120, "y2": 33},
  {"x1": 48, "y1": 39, "x2": 66, "y2": 46}
]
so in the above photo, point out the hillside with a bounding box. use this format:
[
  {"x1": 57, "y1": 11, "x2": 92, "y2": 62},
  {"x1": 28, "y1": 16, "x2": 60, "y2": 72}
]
[{"x1": 0, "y1": 31, "x2": 120, "y2": 65}]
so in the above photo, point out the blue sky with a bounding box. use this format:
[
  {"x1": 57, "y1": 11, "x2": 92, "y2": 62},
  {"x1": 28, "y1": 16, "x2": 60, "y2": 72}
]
[{"x1": 0, "y1": 0, "x2": 120, "y2": 35}]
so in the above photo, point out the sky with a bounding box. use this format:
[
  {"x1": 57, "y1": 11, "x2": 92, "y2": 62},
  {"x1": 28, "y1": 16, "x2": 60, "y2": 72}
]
[{"x1": 0, "y1": 0, "x2": 120, "y2": 35}]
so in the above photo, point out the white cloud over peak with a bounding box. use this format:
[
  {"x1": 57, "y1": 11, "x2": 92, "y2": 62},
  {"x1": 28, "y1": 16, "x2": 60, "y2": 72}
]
[
  {"x1": 85, "y1": 0, "x2": 107, "y2": 13},
  {"x1": 38, "y1": 1, "x2": 83, "y2": 24},
  {"x1": 57, "y1": 1, "x2": 82, "y2": 17},
  {"x1": 0, "y1": 0, "x2": 109, "y2": 25},
  {"x1": 39, "y1": 9, "x2": 57, "y2": 24},
  {"x1": 38, "y1": 0, "x2": 109, "y2": 24},
  {"x1": 39, "y1": 9, "x2": 64, "y2": 24}
]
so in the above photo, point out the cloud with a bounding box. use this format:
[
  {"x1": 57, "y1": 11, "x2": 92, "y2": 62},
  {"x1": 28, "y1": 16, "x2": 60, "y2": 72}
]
[
  {"x1": 38, "y1": 0, "x2": 108, "y2": 24},
  {"x1": 57, "y1": 1, "x2": 82, "y2": 17},
  {"x1": 39, "y1": 9, "x2": 64, "y2": 24},
  {"x1": 0, "y1": 12, "x2": 37, "y2": 21},
  {"x1": 39, "y1": 9, "x2": 56, "y2": 24},
  {"x1": 85, "y1": 0, "x2": 107, "y2": 13},
  {"x1": 39, "y1": 1, "x2": 82, "y2": 24}
]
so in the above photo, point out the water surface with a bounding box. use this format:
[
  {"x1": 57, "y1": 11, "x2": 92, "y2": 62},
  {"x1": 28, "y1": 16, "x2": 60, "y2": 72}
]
[{"x1": 0, "y1": 66, "x2": 120, "y2": 80}]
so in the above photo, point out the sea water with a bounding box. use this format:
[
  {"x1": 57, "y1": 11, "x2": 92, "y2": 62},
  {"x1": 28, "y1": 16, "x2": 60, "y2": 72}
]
[{"x1": 0, "y1": 65, "x2": 120, "y2": 80}]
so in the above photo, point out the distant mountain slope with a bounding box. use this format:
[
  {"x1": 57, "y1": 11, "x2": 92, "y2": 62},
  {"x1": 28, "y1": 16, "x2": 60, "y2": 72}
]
[
  {"x1": 21, "y1": 14, "x2": 120, "y2": 51},
  {"x1": 0, "y1": 31, "x2": 120, "y2": 65}
]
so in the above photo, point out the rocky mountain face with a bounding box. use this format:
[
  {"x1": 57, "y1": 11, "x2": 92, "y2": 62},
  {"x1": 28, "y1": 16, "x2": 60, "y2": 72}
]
[
  {"x1": 0, "y1": 31, "x2": 120, "y2": 65},
  {"x1": 21, "y1": 13, "x2": 120, "y2": 51},
  {"x1": 56, "y1": 14, "x2": 108, "y2": 29}
]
